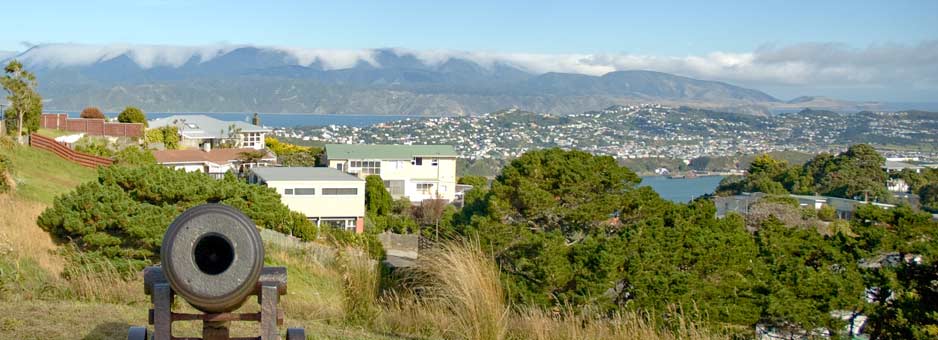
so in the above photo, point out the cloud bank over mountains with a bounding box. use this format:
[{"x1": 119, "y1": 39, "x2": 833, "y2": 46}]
[{"x1": 9, "y1": 41, "x2": 937, "y2": 90}]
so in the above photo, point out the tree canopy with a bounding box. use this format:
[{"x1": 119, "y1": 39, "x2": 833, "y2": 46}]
[
  {"x1": 80, "y1": 106, "x2": 105, "y2": 119},
  {"x1": 37, "y1": 165, "x2": 315, "y2": 270},
  {"x1": 717, "y1": 144, "x2": 889, "y2": 201},
  {"x1": 442, "y1": 148, "x2": 936, "y2": 337},
  {"x1": 117, "y1": 106, "x2": 147, "y2": 125},
  {"x1": 1, "y1": 60, "x2": 42, "y2": 140}
]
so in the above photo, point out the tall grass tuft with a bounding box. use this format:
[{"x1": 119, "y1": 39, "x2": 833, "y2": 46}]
[
  {"x1": 337, "y1": 247, "x2": 381, "y2": 325},
  {"x1": 60, "y1": 248, "x2": 144, "y2": 304},
  {"x1": 414, "y1": 241, "x2": 509, "y2": 340}
]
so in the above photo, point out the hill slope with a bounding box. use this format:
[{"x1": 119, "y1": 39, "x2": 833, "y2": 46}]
[
  {"x1": 7, "y1": 44, "x2": 785, "y2": 115},
  {"x1": 0, "y1": 145, "x2": 403, "y2": 340}
]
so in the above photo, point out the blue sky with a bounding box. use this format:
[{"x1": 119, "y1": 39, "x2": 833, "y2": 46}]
[
  {"x1": 2, "y1": 0, "x2": 935, "y2": 54},
  {"x1": 1, "y1": 0, "x2": 937, "y2": 101}
]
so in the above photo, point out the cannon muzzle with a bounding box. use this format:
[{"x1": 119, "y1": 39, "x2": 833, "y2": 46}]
[{"x1": 160, "y1": 204, "x2": 265, "y2": 313}]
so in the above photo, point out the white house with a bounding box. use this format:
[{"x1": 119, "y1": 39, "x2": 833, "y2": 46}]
[
  {"x1": 324, "y1": 144, "x2": 458, "y2": 202},
  {"x1": 887, "y1": 178, "x2": 910, "y2": 193},
  {"x1": 153, "y1": 148, "x2": 276, "y2": 179},
  {"x1": 716, "y1": 192, "x2": 896, "y2": 220},
  {"x1": 883, "y1": 160, "x2": 923, "y2": 174},
  {"x1": 249, "y1": 167, "x2": 365, "y2": 233},
  {"x1": 148, "y1": 115, "x2": 271, "y2": 150}
]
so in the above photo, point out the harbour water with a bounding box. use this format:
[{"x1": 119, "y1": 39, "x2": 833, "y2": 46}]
[{"x1": 640, "y1": 176, "x2": 725, "y2": 202}]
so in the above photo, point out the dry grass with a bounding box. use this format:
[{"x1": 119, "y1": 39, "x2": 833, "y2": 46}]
[
  {"x1": 510, "y1": 306, "x2": 720, "y2": 340},
  {"x1": 265, "y1": 243, "x2": 347, "y2": 322},
  {"x1": 374, "y1": 241, "x2": 725, "y2": 340},
  {"x1": 0, "y1": 195, "x2": 65, "y2": 274},
  {"x1": 61, "y1": 251, "x2": 145, "y2": 304},
  {"x1": 419, "y1": 241, "x2": 509, "y2": 340},
  {"x1": 377, "y1": 241, "x2": 508, "y2": 340}
]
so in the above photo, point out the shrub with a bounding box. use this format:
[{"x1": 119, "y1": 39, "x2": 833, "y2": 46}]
[
  {"x1": 321, "y1": 227, "x2": 386, "y2": 260},
  {"x1": 161, "y1": 127, "x2": 180, "y2": 149},
  {"x1": 79, "y1": 107, "x2": 105, "y2": 119},
  {"x1": 112, "y1": 145, "x2": 156, "y2": 167},
  {"x1": 0, "y1": 153, "x2": 11, "y2": 193},
  {"x1": 37, "y1": 165, "x2": 316, "y2": 267},
  {"x1": 117, "y1": 106, "x2": 146, "y2": 125},
  {"x1": 145, "y1": 126, "x2": 180, "y2": 149},
  {"x1": 73, "y1": 136, "x2": 115, "y2": 157},
  {"x1": 817, "y1": 204, "x2": 837, "y2": 221},
  {"x1": 145, "y1": 128, "x2": 163, "y2": 144}
]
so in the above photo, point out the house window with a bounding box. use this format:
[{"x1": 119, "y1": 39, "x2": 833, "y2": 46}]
[
  {"x1": 284, "y1": 188, "x2": 294, "y2": 195},
  {"x1": 294, "y1": 188, "x2": 316, "y2": 195},
  {"x1": 321, "y1": 219, "x2": 356, "y2": 232},
  {"x1": 384, "y1": 180, "x2": 405, "y2": 196},
  {"x1": 323, "y1": 188, "x2": 358, "y2": 195},
  {"x1": 336, "y1": 163, "x2": 344, "y2": 172},
  {"x1": 242, "y1": 132, "x2": 262, "y2": 148},
  {"x1": 412, "y1": 157, "x2": 423, "y2": 166},
  {"x1": 416, "y1": 183, "x2": 434, "y2": 195},
  {"x1": 351, "y1": 160, "x2": 381, "y2": 175},
  {"x1": 431, "y1": 158, "x2": 438, "y2": 166}
]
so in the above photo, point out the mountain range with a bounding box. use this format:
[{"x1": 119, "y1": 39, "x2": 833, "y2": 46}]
[{"x1": 3, "y1": 44, "x2": 887, "y2": 116}]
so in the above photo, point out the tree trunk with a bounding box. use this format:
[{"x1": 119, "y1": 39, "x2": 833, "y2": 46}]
[{"x1": 16, "y1": 109, "x2": 24, "y2": 144}]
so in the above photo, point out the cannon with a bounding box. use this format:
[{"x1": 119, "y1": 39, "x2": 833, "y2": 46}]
[{"x1": 127, "y1": 204, "x2": 306, "y2": 340}]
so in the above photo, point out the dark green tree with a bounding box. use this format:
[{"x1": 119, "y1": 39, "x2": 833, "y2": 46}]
[
  {"x1": 117, "y1": 106, "x2": 147, "y2": 125},
  {"x1": 919, "y1": 184, "x2": 938, "y2": 213},
  {"x1": 37, "y1": 165, "x2": 315, "y2": 269},
  {"x1": 489, "y1": 148, "x2": 640, "y2": 238},
  {"x1": 365, "y1": 175, "x2": 393, "y2": 216}
]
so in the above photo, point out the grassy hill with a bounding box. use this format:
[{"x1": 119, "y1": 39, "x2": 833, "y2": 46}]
[
  {"x1": 0, "y1": 144, "x2": 402, "y2": 339},
  {"x1": 0, "y1": 142, "x2": 719, "y2": 340}
]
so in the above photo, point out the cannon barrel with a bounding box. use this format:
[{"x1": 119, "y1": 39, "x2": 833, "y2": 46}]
[{"x1": 160, "y1": 204, "x2": 265, "y2": 313}]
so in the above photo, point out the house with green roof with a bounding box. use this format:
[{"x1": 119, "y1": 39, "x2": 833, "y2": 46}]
[{"x1": 324, "y1": 144, "x2": 458, "y2": 202}]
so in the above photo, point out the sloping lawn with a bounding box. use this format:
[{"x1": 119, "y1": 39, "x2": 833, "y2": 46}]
[{"x1": 0, "y1": 144, "x2": 97, "y2": 204}]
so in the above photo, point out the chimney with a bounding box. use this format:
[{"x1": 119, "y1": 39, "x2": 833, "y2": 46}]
[{"x1": 202, "y1": 142, "x2": 212, "y2": 153}]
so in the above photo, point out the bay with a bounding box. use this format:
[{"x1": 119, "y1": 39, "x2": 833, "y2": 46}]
[{"x1": 640, "y1": 176, "x2": 724, "y2": 203}]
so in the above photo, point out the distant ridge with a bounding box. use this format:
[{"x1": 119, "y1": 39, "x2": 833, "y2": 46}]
[{"x1": 1, "y1": 44, "x2": 880, "y2": 115}]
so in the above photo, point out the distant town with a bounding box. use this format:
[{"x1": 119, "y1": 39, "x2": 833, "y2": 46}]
[{"x1": 271, "y1": 105, "x2": 938, "y2": 165}]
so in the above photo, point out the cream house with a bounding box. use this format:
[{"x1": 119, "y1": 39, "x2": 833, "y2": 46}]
[
  {"x1": 324, "y1": 144, "x2": 458, "y2": 202},
  {"x1": 249, "y1": 167, "x2": 365, "y2": 233}
]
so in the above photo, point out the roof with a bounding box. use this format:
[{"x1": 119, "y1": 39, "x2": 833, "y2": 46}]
[
  {"x1": 884, "y1": 160, "x2": 923, "y2": 170},
  {"x1": 251, "y1": 167, "x2": 364, "y2": 182},
  {"x1": 153, "y1": 148, "x2": 275, "y2": 165},
  {"x1": 148, "y1": 115, "x2": 271, "y2": 139},
  {"x1": 325, "y1": 144, "x2": 457, "y2": 160}
]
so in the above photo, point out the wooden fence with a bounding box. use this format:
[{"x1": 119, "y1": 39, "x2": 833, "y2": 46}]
[
  {"x1": 29, "y1": 133, "x2": 113, "y2": 168},
  {"x1": 41, "y1": 113, "x2": 144, "y2": 138}
]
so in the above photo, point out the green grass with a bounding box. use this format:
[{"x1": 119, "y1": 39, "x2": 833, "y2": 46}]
[
  {"x1": 0, "y1": 300, "x2": 405, "y2": 340},
  {"x1": 35, "y1": 128, "x2": 80, "y2": 139},
  {"x1": 0, "y1": 144, "x2": 97, "y2": 204}
]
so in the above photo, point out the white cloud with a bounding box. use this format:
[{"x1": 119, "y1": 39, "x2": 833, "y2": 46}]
[{"x1": 8, "y1": 41, "x2": 938, "y2": 92}]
